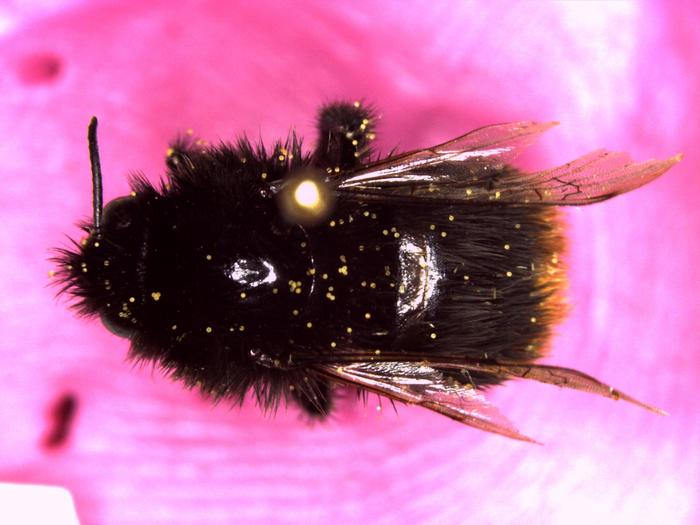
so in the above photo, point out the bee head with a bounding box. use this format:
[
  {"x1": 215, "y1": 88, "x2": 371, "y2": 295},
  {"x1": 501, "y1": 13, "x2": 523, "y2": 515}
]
[{"x1": 54, "y1": 118, "x2": 152, "y2": 339}]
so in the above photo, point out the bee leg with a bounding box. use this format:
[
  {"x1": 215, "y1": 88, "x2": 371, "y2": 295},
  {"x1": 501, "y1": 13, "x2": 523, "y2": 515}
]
[
  {"x1": 291, "y1": 377, "x2": 333, "y2": 419},
  {"x1": 313, "y1": 101, "x2": 377, "y2": 171}
]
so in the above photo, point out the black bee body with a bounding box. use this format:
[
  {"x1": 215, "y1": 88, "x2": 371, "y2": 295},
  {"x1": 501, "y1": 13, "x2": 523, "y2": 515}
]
[
  {"x1": 57, "y1": 102, "x2": 677, "y2": 440},
  {"x1": 305, "y1": 197, "x2": 563, "y2": 375}
]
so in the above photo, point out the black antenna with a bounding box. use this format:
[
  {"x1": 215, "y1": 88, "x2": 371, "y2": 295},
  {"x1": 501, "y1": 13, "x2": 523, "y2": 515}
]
[{"x1": 88, "y1": 116, "x2": 103, "y2": 234}]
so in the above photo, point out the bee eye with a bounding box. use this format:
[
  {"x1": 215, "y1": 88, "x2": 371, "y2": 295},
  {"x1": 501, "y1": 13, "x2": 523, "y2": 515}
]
[
  {"x1": 102, "y1": 197, "x2": 136, "y2": 230},
  {"x1": 100, "y1": 311, "x2": 137, "y2": 339}
]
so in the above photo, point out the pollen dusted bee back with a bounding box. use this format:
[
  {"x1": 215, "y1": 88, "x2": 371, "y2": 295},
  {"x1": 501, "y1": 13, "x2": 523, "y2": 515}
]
[{"x1": 55, "y1": 102, "x2": 678, "y2": 441}]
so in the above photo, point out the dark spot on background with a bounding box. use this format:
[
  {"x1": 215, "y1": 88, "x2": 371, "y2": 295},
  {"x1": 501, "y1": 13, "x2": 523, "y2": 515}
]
[
  {"x1": 43, "y1": 392, "x2": 78, "y2": 450},
  {"x1": 17, "y1": 52, "x2": 63, "y2": 85}
]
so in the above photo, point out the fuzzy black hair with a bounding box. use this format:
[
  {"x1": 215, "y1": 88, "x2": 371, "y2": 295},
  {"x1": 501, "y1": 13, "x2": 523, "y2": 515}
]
[{"x1": 54, "y1": 103, "x2": 566, "y2": 419}]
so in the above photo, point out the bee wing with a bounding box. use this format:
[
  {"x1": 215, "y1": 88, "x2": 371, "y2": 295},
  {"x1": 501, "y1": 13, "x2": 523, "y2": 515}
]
[
  {"x1": 336, "y1": 121, "x2": 681, "y2": 205},
  {"x1": 428, "y1": 359, "x2": 666, "y2": 415},
  {"x1": 314, "y1": 361, "x2": 539, "y2": 443},
  {"x1": 309, "y1": 352, "x2": 665, "y2": 415}
]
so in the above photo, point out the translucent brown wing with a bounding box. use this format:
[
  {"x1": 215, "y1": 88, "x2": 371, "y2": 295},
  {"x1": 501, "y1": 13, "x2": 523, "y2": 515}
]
[
  {"x1": 426, "y1": 358, "x2": 666, "y2": 415},
  {"x1": 336, "y1": 121, "x2": 681, "y2": 205},
  {"x1": 306, "y1": 352, "x2": 665, "y2": 417},
  {"x1": 314, "y1": 361, "x2": 539, "y2": 443}
]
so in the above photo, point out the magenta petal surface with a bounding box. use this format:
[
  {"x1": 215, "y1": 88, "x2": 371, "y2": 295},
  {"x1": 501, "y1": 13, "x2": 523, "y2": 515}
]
[{"x1": 1, "y1": 2, "x2": 698, "y2": 524}]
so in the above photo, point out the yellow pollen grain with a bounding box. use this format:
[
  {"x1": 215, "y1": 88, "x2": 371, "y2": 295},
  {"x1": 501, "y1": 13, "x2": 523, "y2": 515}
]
[
  {"x1": 129, "y1": 297, "x2": 135, "y2": 303},
  {"x1": 239, "y1": 325, "x2": 245, "y2": 332},
  {"x1": 240, "y1": 292, "x2": 247, "y2": 299},
  {"x1": 515, "y1": 223, "x2": 521, "y2": 229},
  {"x1": 292, "y1": 309, "x2": 299, "y2": 316},
  {"x1": 441, "y1": 231, "x2": 447, "y2": 238},
  {"x1": 322, "y1": 273, "x2": 328, "y2": 280},
  {"x1": 338, "y1": 265, "x2": 348, "y2": 275},
  {"x1": 206, "y1": 254, "x2": 212, "y2": 261},
  {"x1": 448, "y1": 215, "x2": 455, "y2": 221},
  {"x1": 205, "y1": 326, "x2": 212, "y2": 333},
  {"x1": 430, "y1": 332, "x2": 437, "y2": 340},
  {"x1": 330, "y1": 341, "x2": 337, "y2": 348},
  {"x1": 495, "y1": 191, "x2": 501, "y2": 199},
  {"x1": 393, "y1": 232, "x2": 400, "y2": 238},
  {"x1": 330, "y1": 220, "x2": 336, "y2": 227},
  {"x1": 504, "y1": 244, "x2": 511, "y2": 250},
  {"x1": 506, "y1": 271, "x2": 513, "y2": 277},
  {"x1": 94, "y1": 241, "x2": 100, "y2": 247},
  {"x1": 151, "y1": 292, "x2": 161, "y2": 301},
  {"x1": 103, "y1": 260, "x2": 110, "y2": 267},
  {"x1": 261, "y1": 172, "x2": 268, "y2": 180},
  {"x1": 306, "y1": 322, "x2": 313, "y2": 328},
  {"x1": 130, "y1": 191, "x2": 137, "y2": 197},
  {"x1": 364, "y1": 312, "x2": 371, "y2": 319},
  {"x1": 353, "y1": 101, "x2": 361, "y2": 108},
  {"x1": 369, "y1": 282, "x2": 377, "y2": 289},
  {"x1": 466, "y1": 188, "x2": 473, "y2": 196},
  {"x1": 346, "y1": 327, "x2": 353, "y2": 334},
  {"x1": 48, "y1": 270, "x2": 56, "y2": 278},
  {"x1": 463, "y1": 275, "x2": 470, "y2": 281},
  {"x1": 382, "y1": 229, "x2": 389, "y2": 236},
  {"x1": 171, "y1": 325, "x2": 177, "y2": 330},
  {"x1": 398, "y1": 284, "x2": 406, "y2": 294},
  {"x1": 363, "y1": 211, "x2": 370, "y2": 217},
  {"x1": 272, "y1": 287, "x2": 279, "y2": 294},
  {"x1": 429, "y1": 224, "x2": 436, "y2": 231},
  {"x1": 530, "y1": 317, "x2": 537, "y2": 323}
]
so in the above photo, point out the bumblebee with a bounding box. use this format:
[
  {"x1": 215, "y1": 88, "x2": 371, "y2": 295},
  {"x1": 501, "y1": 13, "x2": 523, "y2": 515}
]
[{"x1": 55, "y1": 102, "x2": 678, "y2": 441}]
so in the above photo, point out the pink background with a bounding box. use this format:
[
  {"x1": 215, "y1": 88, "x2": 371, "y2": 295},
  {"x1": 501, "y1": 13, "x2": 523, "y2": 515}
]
[{"x1": 1, "y1": 1, "x2": 698, "y2": 524}]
